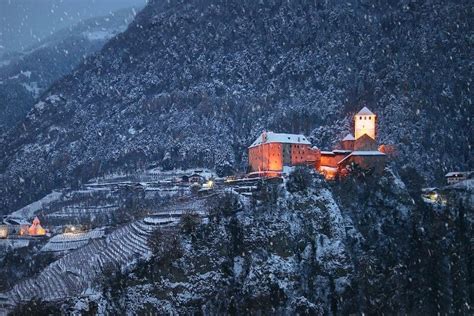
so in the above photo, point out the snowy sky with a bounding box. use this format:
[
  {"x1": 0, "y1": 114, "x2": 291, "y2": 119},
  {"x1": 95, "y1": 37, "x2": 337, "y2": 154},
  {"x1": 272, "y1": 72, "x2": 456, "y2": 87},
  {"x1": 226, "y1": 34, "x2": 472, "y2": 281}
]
[{"x1": 0, "y1": 0, "x2": 147, "y2": 54}]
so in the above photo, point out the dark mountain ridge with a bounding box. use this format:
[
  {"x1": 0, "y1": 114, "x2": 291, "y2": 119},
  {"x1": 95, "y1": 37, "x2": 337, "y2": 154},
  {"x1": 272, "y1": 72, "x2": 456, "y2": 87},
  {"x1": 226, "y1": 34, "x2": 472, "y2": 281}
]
[{"x1": 0, "y1": 0, "x2": 472, "y2": 214}]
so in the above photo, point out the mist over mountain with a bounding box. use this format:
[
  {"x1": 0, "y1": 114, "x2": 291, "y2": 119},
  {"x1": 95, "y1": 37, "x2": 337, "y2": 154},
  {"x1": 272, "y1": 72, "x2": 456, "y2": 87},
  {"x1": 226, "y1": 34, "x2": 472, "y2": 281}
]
[
  {"x1": 0, "y1": 0, "x2": 472, "y2": 213},
  {"x1": 0, "y1": 8, "x2": 139, "y2": 134},
  {"x1": 0, "y1": 0, "x2": 147, "y2": 55}
]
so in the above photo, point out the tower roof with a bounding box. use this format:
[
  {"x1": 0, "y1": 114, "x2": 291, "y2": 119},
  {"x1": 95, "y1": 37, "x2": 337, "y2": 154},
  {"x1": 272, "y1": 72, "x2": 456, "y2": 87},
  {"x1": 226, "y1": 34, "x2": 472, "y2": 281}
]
[
  {"x1": 357, "y1": 106, "x2": 375, "y2": 116},
  {"x1": 342, "y1": 133, "x2": 355, "y2": 141}
]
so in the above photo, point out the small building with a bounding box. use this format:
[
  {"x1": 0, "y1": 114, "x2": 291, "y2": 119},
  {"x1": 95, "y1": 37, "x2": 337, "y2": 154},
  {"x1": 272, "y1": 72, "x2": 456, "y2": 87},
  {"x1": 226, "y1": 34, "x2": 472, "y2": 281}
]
[
  {"x1": 27, "y1": 217, "x2": 46, "y2": 236},
  {"x1": 0, "y1": 225, "x2": 8, "y2": 239},
  {"x1": 64, "y1": 225, "x2": 86, "y2": 234},
  {"x1": 189, "y1": 173, "x2": 205, "y2": 184},
  {"x1": 445, "y1": 171, "x2": 473, "y2": 185},
  {"x1": 422, "y1": 187, "x2": 440, "y2": 202},
  {"x1": 341, "y1": 133, "x2": 355, "y2": 151},
  {"x1": 248, "y1": 131, "x2": 318, "y2": 172}
]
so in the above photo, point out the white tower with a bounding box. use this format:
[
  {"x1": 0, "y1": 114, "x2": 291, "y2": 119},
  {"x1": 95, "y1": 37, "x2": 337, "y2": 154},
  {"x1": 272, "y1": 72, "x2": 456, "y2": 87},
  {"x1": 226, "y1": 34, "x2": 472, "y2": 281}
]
[{"x1": 354, "y1": 107, "x2": 376, "y2": 140}]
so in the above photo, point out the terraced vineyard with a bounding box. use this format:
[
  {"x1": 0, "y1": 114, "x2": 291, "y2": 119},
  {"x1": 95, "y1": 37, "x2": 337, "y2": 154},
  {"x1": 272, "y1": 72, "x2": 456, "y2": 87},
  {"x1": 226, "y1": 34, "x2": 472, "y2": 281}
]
[
  {"x1": 0, "y1": 173, "x2": 221, "y2": 313},
  {"x1": 41, "y1": 229, "x2": 106, "y2": 253},
  {"x1": 0, "y1": 217, "x2": 171, "y2": 310}
]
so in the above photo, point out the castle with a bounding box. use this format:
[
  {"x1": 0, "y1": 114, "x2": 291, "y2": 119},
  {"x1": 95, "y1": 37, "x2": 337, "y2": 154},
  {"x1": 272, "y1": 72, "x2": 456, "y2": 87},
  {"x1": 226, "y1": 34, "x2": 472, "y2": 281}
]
[
  {"x1": 248, "y1": 132, "x2": 319, "y2": 175},
  {"x1": 248, "y1": 107, "x2": 387, "y2": 179}
]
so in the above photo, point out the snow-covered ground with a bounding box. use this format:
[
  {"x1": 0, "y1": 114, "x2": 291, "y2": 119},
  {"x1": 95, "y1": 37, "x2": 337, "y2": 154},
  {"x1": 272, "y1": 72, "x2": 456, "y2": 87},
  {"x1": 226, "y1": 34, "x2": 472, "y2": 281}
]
[
  {"x1": 7, "y1": 191, "x2": 62, "y2": 223},
  {"x1": 21, "y1": 82, "x2": 41, "y2": 98},
  {"x1": 0, "y1": 239, "x2": 30, "y2": 251}
]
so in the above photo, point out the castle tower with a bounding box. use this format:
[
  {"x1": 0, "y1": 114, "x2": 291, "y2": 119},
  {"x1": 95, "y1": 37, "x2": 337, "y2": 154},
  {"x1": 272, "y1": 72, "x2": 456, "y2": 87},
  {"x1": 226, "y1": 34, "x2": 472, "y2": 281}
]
[
  {"x1": 341, "y1": 133, "x2": 355, "y2": 150},
  {"x1": 354, "y1": 107, "x2": 376, "y2": 140}
]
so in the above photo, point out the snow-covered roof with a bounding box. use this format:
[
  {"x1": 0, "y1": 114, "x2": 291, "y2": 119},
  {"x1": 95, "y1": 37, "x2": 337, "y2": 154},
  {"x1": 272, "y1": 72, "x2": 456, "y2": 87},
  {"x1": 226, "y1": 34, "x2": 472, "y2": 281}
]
[
  {"x1": 350, "y1": 150, "x2": 386, "y2": 156},
  {"x1": 321, "y1": 151, "x2": 336, "y2": 156},
  {"x1": 337, "y1": 150, "x2": 385, "y2": 164},
  {"x1": 342, "y1": 133, "x2": 355, "y2": 141},
  {"x1": 249, "y1": 132, "x2": 311, "y2": 148},
  {"x1": 445, "y1": 171, "x2": 472, "y2": 177},
  {"x1": 333, "y1": 149, "x2": 352, "y2": 154},
  {"x1": 357, "y1": 106, "x2": 375, "y2": 116}
]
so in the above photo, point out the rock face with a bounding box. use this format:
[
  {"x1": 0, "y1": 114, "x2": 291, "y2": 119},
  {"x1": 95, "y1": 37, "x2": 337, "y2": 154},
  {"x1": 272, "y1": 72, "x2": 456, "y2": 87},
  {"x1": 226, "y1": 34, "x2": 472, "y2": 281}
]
[
  {"x1": 0, "y1": 8, "x2": 139, "y2": 135},
  {"x1": 70, "y1": 171, "x2": 417, "y2": 314},
  {"x1": 0, "y1": 0, "x2": 471, "y2": 214},
  {"x1": 92, "y1": 172, "x2": 471, "y2": 315},
  {"x1": 2, "y1": 170, "x2": 472, "y2": 314}
]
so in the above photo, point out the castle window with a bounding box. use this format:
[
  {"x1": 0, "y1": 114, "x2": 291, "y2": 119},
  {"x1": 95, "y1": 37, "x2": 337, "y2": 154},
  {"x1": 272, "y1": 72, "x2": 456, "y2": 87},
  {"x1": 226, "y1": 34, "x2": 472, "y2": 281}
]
[
  {"x1": 369, "y1": 117, "x2": 372, "y2": 120},
  {"x1": 359, "y1": 116, "x2": 362, "y2": 120}
]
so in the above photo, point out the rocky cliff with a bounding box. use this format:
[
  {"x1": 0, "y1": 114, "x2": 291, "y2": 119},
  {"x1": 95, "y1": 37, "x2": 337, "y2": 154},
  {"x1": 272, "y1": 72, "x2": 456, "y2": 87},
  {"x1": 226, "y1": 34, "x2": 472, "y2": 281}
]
[{"x1": 5, "y1": 168, "x2": 465, "y2": 315}]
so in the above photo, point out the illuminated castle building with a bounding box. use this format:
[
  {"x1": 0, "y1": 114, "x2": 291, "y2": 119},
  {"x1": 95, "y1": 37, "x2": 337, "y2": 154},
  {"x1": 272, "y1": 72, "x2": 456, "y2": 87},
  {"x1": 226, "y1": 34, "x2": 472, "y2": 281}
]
[
  {"x1": 248, "y1": 132, "x2": 319, "y2": 174},
  {"x1": 248, "y1": 107, "x2": 387, "y2": 179}
]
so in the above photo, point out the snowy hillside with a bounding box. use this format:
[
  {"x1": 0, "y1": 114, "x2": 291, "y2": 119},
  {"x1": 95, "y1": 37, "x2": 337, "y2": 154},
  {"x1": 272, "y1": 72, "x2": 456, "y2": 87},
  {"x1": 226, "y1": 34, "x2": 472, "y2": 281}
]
[
  {"x1": 0, "y1": 1, "x2": 471, "y2": 314},
  {"x1": 0, "y1": 0, "x2": 471, "y2": 215}
]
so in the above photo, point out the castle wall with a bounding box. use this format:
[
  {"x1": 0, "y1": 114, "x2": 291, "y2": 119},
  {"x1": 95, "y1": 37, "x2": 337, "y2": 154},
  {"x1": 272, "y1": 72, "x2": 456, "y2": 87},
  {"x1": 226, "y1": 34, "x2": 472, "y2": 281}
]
[
  {"x1": 354, "y1": 134, "x2": 378, "y2": 151},
  {"x1": 341, "y1": 140, "x2": 354, "y2": 151},
  {"x1": 249, "y1": 143, "x2": 283, "y2": 172},
  {"x1": 339, "y1": 155, "x2": 386, "y2": 174},
  {"x1": 291, "y1": 144, "x2": 312, "y2": 165},
  {"x1": 249, "y1": 143, "x2": 319, "y2": 172},
  {"x1": 320, "y1": 153, "x2": 337, "y2": 168}
]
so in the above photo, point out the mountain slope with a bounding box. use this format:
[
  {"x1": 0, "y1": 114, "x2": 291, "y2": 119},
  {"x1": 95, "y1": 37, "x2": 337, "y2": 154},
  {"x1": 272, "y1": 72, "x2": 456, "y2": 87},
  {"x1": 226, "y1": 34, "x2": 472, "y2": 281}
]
[
  {"x1": 0, "y1": 0, "x2": 472, "y2": 214},
  {"x1": 0, "y1": 8, "x2": 140, "y2": 134}
]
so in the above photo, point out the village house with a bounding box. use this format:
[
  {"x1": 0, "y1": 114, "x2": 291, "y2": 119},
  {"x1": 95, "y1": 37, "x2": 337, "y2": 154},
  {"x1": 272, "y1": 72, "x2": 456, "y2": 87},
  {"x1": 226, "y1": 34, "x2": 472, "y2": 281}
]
[
  {"x1": 248, "y1": 107, "x2": 387, "y2": 180},
  {"x1": 0, "y1": 225, "x2": 8, "y2": 239},
  {"x1": 18, "y1": 217, "x2": 47, "y2": 237},
  {"x1": 445, "y1": 171, "x2": 473, "y2": 185},
  {"x1": 189, "y1": 173, "x2": 205, "y2": 184}
]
